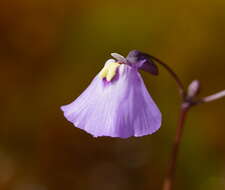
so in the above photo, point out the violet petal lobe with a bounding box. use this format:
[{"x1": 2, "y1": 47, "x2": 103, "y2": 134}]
[
  {"x1": 61, "y1": 61, "x2": 162, "y2": 138},
  {"x1": 139, "y1": 60, "x2": 159, "y2": 75},
  {"x1": 126, "y1": 50, "x2": 159, "y2": 75}
]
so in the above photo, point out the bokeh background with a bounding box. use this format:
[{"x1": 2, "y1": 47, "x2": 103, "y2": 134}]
[{"x1": 0, "y1": 0, "x2": 225, "y2": 189}]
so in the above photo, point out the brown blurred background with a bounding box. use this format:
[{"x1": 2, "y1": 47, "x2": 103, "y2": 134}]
[{"x1": 0, "y1": 0, "x2": 225, "y2": 189}]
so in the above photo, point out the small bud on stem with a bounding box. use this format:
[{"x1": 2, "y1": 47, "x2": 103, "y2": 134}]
[{"x1": 187, "y1": 80, "x2": 200, "y2": 98}]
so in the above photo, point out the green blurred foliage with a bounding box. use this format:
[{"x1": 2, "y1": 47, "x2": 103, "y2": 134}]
[{"x1": 0, "y1": 0, "x2": 225, "y2": 189}]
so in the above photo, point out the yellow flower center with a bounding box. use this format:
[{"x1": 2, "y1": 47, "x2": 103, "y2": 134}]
[{"x1": 99, "y1": 61, "x2": 120, "y2": 81}]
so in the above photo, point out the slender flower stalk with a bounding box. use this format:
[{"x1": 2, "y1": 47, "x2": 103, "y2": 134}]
[
  {"x1": 198, "y1": 90, "x2": 225, "y2": 103},
  {"x1": 148, "y1": 55, "x2": 225, "y2": 190},
  {"x1": 162, "y1": 105, "x2": 189, "y2": 190}
]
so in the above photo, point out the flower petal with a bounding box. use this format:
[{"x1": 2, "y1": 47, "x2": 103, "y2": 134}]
[
  {"x1": 126, "y1": 50, "x2": 159, "y2": 75},
  {"x1": 61, "y1": 64, "x2": 161, "y2": 138},
  {"x1": 139, "y1": 60, "x2": 159, "y2": 75}
]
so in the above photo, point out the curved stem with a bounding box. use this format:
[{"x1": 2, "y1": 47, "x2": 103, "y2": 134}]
[
  {"x1": 162, "y1": 104, "x2": 190, "y2": 190},
  {"x1": 149, "y1": 55, "x2": 186, "y2": 99},
  {"x1": 148, "y1": 54, "x2": 225, "y2": 190}
]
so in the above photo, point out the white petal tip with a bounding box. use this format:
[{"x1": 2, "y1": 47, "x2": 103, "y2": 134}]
[{"x1": 111, "y1": 53, "x2": 127, "y2": 63}]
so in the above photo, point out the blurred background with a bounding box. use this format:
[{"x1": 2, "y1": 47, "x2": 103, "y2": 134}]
[{"x1": 0, "y1": 0, "x2": 225, "y2": 189}]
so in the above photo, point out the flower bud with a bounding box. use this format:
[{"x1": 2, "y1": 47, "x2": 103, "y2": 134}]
[{"x1": 187, "y1": 80, "x2": 200, "y2": 98}]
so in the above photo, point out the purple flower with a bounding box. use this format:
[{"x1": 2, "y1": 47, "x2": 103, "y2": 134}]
[{"x1": 61, "y1": 50, "x2": 162, "y2": 138}]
